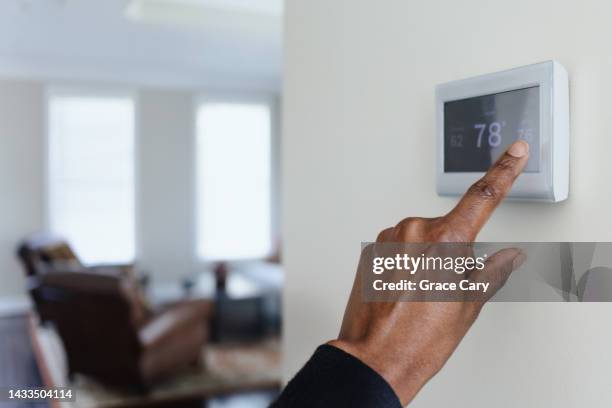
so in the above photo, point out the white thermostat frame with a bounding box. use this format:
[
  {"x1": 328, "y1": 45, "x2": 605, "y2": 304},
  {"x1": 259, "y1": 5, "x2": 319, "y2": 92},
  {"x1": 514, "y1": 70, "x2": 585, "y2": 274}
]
[{"x1": 436, "y1": 60, "x2": 569, "y2": 202}]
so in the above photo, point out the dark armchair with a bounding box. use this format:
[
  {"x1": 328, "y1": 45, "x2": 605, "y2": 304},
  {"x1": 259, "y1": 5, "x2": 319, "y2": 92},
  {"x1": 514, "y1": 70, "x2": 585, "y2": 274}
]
[
  {"x1": 17, "y1": 232, "x2": 140, "y2": 323},
  {"x1": 34, "y1": 272, "x2": 212, "y2": 390},
  {"x1": 17, "y1": 232, "x2": 134, "y2": 277},
  {"x1": 16, "y1": 233, "x2": 213, "y2": 390}
]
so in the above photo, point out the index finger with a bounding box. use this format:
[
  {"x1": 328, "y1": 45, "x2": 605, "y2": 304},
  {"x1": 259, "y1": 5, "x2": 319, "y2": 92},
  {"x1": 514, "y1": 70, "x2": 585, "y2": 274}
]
[{"x1": 445, "y1": 140, "x2": 530, "y2": 240}]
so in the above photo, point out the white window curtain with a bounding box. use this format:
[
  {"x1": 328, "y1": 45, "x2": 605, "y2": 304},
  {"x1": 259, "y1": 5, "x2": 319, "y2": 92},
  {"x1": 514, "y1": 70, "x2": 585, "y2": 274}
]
[
  {"x1": 196, "y1": 101, "x2": 273, "y2": 261},
  {"x1": 47, "y1": 93, "x2": 136, "y2": 265}
]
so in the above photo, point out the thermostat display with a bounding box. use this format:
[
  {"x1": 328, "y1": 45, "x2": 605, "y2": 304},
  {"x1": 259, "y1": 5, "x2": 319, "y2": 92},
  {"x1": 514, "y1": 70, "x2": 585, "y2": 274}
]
[
  {"x1": 444, "y1": 86, "x2": 540, "y2": 173},
  {"x1": 436, "y1": 61, "x2": 570, "y2": 202}
]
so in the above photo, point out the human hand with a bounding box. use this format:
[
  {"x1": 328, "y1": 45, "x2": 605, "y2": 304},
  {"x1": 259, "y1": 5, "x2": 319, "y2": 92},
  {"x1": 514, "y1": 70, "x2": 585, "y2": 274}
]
[{"x1": 328, "y1": 140, "x2": 530, "y2": 405}]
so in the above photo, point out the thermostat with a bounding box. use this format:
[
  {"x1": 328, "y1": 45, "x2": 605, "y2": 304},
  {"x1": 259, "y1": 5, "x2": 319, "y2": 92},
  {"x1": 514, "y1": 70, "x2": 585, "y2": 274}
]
[{"x1": 436, "y1": 61, "x2": 569, "y2": 202}]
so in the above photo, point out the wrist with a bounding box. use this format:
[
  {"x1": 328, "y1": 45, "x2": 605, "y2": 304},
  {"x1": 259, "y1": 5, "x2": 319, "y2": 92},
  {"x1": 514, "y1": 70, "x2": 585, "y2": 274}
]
[{"x1": 328, "y1": 338, "x2": 436, "y2": 405}]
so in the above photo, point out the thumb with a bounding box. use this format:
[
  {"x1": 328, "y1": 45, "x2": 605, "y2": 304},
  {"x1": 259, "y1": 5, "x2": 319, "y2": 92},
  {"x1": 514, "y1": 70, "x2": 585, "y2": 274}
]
[{"x1": 470, "y1": 248, "x2": 526, "y2": 302}]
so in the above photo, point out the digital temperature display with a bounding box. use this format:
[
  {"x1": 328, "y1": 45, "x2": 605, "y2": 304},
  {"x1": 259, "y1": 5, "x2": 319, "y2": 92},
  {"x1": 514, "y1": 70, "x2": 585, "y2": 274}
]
[{"x1": 444, "y1": 86, "x2": 540, "y2": 172}]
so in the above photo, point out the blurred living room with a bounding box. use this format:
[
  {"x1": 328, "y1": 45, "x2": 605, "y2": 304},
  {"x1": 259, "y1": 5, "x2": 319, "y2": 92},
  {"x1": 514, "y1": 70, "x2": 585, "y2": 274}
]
[{"x1": 0, "y1": 1, "x2": 282, "y2": 407}]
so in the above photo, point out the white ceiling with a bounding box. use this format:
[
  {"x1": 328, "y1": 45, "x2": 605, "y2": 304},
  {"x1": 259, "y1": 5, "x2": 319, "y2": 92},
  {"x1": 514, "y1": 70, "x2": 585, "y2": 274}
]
[{"x1": 0, "y1": 0, "x2": 283, "y2": 91}]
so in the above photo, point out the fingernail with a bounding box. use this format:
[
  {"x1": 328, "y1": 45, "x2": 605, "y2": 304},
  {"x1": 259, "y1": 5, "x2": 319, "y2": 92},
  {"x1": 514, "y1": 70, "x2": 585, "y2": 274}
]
[
  {"x1": 507, "y1": 140, "x2": 529, "y2": 158},
  {"x1": 512, "y1": 251, "x2": 527, "y2": 269}
]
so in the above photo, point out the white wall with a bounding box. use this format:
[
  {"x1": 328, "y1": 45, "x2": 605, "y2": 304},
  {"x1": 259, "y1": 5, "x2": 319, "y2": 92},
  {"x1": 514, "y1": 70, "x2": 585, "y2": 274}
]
[
  {"x1": 137, "y1": 89, "x2": 196, "y2": 284},
  {"x1": 282, "y1": 0, "x2": 612, "y2": 406},
  {"x1": 0, "y1": 81, "x2": 44, "y2": 300}
]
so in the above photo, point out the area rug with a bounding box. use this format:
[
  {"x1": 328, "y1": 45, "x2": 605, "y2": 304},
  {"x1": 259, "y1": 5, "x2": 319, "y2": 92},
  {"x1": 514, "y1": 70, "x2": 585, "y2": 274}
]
[{"x1": 28, "y1": 315, "x2": 281, "y2": 408}]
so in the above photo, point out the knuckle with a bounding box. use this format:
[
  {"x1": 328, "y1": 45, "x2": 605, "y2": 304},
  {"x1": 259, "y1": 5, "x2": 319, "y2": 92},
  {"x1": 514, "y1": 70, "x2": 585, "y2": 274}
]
[
  {"x1": 395, "y1": 217, "x2": 427, "y2": 240},
  {"x1": 495, "y1": 156, "x2": 518, "y2": 171},
  {"x1": 468, "y1": 179, "x2": 500, "y2": 201},
  {"x1": 394, "y1": 225, "x2": 410, "y2": 240},
  {"x1": 376, "y1": 227, "x2": 392, "y2": 242}
]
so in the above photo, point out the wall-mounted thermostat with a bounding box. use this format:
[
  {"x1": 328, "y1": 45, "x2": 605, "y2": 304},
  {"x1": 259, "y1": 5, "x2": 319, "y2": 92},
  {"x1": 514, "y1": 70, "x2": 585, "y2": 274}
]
[{"x1": 436, "y1": 61, "x2": 569, "y2": 202}]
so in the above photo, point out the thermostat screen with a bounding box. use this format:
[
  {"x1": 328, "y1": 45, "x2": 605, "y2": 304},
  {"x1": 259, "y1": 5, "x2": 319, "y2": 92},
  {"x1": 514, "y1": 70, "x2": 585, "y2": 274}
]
[{"x1": 444, "y1": 86, "x2": 540, "y2": 172}]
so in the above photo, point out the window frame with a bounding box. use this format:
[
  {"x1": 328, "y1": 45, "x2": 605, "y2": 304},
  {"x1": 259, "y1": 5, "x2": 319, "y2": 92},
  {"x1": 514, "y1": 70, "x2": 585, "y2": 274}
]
[
  {"x1": 192, "y1": 92, "x2": 280, "y2": 266},
  {"x1": 44, "y1": 85, "x2": 140, "y2": 265}
]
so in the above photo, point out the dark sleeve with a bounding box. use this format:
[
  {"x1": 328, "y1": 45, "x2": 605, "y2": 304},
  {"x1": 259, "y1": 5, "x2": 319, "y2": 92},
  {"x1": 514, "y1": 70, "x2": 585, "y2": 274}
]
[{"x1": 271, "y1": 344, "x2": 402, "y2": 408}]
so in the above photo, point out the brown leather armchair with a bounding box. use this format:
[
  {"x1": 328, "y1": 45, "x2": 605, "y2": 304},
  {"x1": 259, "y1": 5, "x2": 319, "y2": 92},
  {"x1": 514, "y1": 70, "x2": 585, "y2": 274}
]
[
  {"x1": 33, "y1": 272, "x2": 212, "y2": 390},
  {"x1": 17, "y1": 232, "x2": 79, "y2": 276},
  {"x1": 17, "y1": 232, "x2": 135, "y2": 277},
  {"x1": 17, "y1": 233, "x2": 213, "y2": 390},
  {"x1": 17, "y1": 232, "x2": 144, "y2": 323}
]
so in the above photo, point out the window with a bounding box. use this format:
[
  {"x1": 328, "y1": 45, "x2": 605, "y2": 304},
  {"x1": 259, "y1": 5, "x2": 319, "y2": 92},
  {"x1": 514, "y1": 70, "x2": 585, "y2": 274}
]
[
  {"x1": 47, "y1": 92, "x2": 136, "y2": 265},
  {"x1": 196, "y1": 100, "x2": 273, "y2": 261}
]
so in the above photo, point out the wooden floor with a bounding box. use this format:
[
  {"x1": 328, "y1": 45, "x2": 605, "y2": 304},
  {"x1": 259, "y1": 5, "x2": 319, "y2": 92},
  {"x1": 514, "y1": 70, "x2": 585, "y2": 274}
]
[{"x1": 0, "y1": 314, "x2": 278, "y2": 408}]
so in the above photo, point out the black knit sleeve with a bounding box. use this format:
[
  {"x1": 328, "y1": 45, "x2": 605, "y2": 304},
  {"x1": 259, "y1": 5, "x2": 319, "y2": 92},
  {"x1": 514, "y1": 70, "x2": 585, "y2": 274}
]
[{"x1": 271, "y1": 344, "x2": 402, "y2": 408}]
